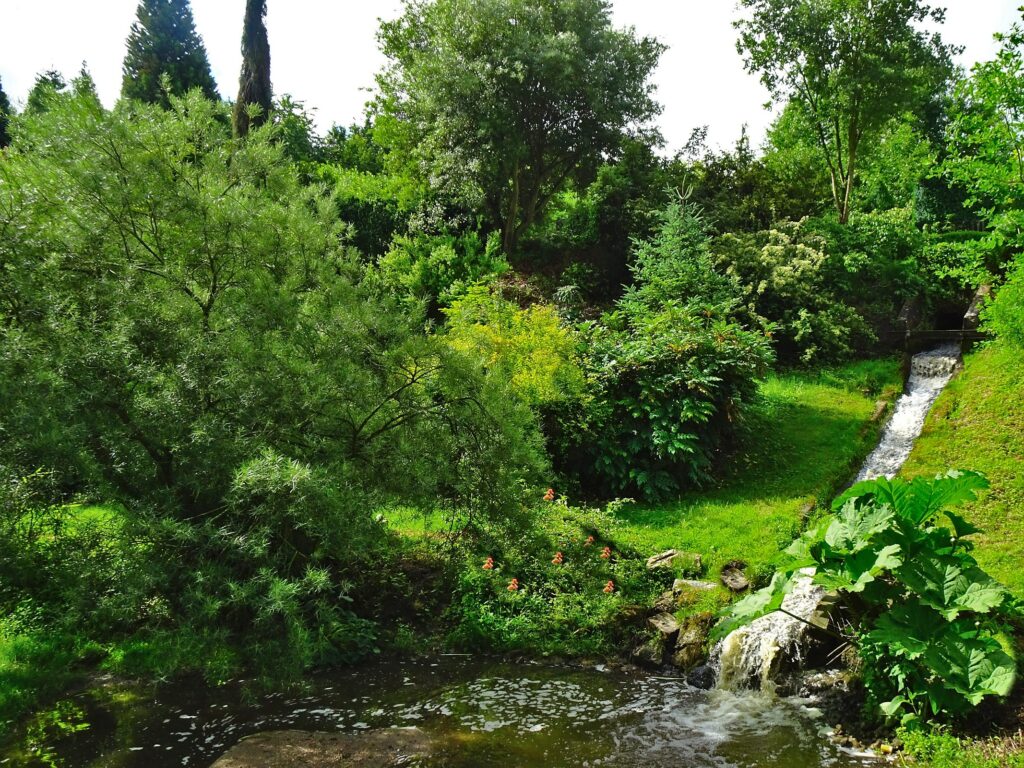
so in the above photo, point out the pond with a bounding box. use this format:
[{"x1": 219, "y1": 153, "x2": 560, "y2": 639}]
[{"x1": 3, "y1": 657, "x2": 879, "y2": 767}]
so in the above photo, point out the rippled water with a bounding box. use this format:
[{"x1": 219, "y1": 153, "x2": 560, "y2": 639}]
[{"x1": 2, "y1": 658, "x2": 878, "y2": 767}]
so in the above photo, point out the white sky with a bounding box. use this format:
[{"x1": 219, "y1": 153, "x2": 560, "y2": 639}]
[{"x1": 1, "y1": 1, "x2": 1021, "y2": 153}]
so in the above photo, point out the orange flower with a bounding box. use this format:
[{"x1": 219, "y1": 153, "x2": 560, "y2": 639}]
[
  {"x1": 600, "y1": 546, "x2": 612, "y2": 560},
  {"x1": 507, "y1": 578, "x2": 520, "y2": 592},
  {"x1": 584, "y1": 535, "x2": 595, "y2": 547},
  {"x1": 603, "y1": 580, "x2": 615, "y2": 594},
  {"x1": 482, "y1": 556, "x2": 494, "y2": 571},
  {"x1": 551, "y1": 551, "x2": 564, "y2": 565},
  {"x1": 543, "y1": 488, "x2": 556, "y2": 502}
]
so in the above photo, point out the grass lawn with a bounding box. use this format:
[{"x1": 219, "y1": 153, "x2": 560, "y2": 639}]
[
  {"x1": 902, "y1": 342, "x2": 1024, "y2": 597},
  {"x1": 611, "y1": 358, "x2": 902, "y2": 583}
]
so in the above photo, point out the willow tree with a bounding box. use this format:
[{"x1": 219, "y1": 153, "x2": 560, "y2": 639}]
[
  {"x1": 736, "y1": 0, "x2": 956, "y2": 224},
  {"x1": 375, "y1": 0, "x2": 664, "y2": 253},
  {"x1": 122, "y1": 0, "x2": 218, "y2": 106},
  {"x1": 234, "y1": 0, "x2": 273, "y2": 137}
]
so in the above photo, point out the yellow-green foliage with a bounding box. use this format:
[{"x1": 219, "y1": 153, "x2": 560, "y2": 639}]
[{"x1": 444, "y1": 286, "x2": 586, "y2": 407}]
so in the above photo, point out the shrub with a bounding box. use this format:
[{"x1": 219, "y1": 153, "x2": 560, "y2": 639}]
[
  {"x1": 714, "y1": 221, "x2": 874, "y2": 363},
  {"x1": 375, "y1": 230, "x2": 508, "y2": 313},
  {"x1": 982, "y1": 264, "x2": 1024, "y2": 346},
  {"x1": 443, "y1": 286, "x2": 586, "y2": 409},
  {"x1": 717, "y1": 471, "x2": 1016, "y2": 725},
  {"x1": 553, "y1": 199, "x2": 773, "y2": 499}
]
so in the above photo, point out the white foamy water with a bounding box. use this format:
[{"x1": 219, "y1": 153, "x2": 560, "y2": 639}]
[
  {"x1": 714, "y1": 344, "x2": 962, "y2": 691},
  {"x1": 855, "y1": 343, "x2": 960, "y2": 481}
]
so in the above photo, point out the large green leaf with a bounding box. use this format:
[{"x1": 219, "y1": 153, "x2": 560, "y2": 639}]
[
  {"x1": 823, "y1": 500, "x2": 894, "y2": 553},
  {"x1": 816, "y1": 543, "x2": 902, "y2": 593},
  {"x1": 899, "y1": 556, "x2": 1006, "y2": 619},
  {"x1": 710, "y1": 571, "x2": 794, "y2": 642}
]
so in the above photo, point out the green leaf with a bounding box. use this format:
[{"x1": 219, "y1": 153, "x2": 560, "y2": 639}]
[{"x1": 944, "y1": 511, "x2": 982, "y2": 539}]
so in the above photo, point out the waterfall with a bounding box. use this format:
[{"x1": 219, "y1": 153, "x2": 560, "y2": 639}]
[{"x1": 713, "y1": 344, "x2": 962, "y2": 691}]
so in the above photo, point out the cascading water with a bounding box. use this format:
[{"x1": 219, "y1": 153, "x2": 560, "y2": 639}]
[{"x1": 714, "y1": 343, "x2": 963, "y2": 691}]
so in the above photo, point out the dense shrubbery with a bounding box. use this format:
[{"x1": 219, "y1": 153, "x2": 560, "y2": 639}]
[
  {"x1": 718, "y1": 472, "x2": 1016, "y2": 725},
  {"x1": 0, "y1": 91, "x2": 544, "y2": 688},
  {"x1": 715, "y1": 220, "x2": 872, "y2": 363},
  {"x1": 555, "y1": 200, "x2": 773, "y2": 498}
]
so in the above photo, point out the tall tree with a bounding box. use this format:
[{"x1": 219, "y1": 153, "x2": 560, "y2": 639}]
[
  {"x1": 234, "y1": 0, "x2": 273, "y2": 137},
  {"x1": 736, "y1": 0, "x2": 957, "y2": 224},
  {"x1": 0, "y1": 76, "x2": 11, "y2": 149},
  {"x1": 122, "y1": 0, "x2": 218, "y2": 106},
  {"x1": 25, "y1": 70, "x2": 67, "y2": 115},
  {"x1": 375, "y1": 0, "x2": 664, "y2": 253}
]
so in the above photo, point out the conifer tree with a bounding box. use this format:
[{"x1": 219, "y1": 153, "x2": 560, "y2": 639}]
[
  {"x1": 25, "y1": 71, "x2": 67, "y2": 115},
  {"x1": 233, "y1": 0, "x2": 272, "y2": 137},
  {"x1": 0, "y1": 75, "x2": 12, "y2": 149},
  {"x1": 121, "y1": 0, "x2": 218, "y2": 106}
]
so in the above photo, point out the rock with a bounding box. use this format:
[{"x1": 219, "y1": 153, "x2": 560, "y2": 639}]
[
  {"x1": 672, "y1": 637, "x2": 705, "y2": 670},
  {"x1": 211, "y1": 729, "x2": 431, "y2": 768},
  {"x1": 672, "y1": 614, "x2": 713, "y2": 671},
  {"x1": 630, "y1": 636, "x2": 666, "y2": 669},
  {"x1": 652, "y1": 589, "x2": 677, "y2": 613},
  {"x1": 646, "y1": 612, "x2": 680, "y2": 642},
  {"x1": 720, "y1": 565, "x2": 749, "y2": 592},
  {"x1": 646, "y1": 550, "x2": 703, "y2": 575},
  {"x1": 686, "y1": 664, "x2": 717, "y2": 690},
  {"x1": 646, "y1": 549, "x2": 679, "y2": 570},
  {"x1": 673, "y1": 579, "x2": 718, "y2": 594}
]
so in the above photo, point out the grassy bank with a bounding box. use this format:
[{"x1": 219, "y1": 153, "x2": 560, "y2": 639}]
[
  {"x1": 612, "y1": 359, "x2": 902, "y2": 583},
  {"x1": 902, "y1": 342, "x2": 1024, "y2": 596}
]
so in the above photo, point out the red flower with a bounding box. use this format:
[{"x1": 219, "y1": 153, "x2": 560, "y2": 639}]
[
  {"x1": 603, "y1": 580, "x2": 615, "y2": 594},
  {"x1": 600, "y1": 546, "x2": 612, "y2": 560},
  {"x1": 482, "y1": 557, "x2": 494, "y2": 571},
  {"x1": 543, "y1": 488, "x2": 556, "y2": 502},
  {"x1": 584, "y1": 535, "x2": 595, "y2": 547},
  {"x1": 551, "y1": 551, "x2": 564, "y2": 565},
  {"x1": 507, "y1": 578, "x2": 520, "y2": 592}
]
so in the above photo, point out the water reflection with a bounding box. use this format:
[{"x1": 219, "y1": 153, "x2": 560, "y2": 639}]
[{"x1": 2, "y1": 658, "x2": 878, "y2": 767}]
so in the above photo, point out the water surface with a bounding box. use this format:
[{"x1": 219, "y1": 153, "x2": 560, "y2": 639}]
[{"x1": 3, "y1": 657, "x2": 878, "y2": 768}]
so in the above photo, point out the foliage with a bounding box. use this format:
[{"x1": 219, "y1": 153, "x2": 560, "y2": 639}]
[
  {"x1": 903, "y1": 343, "x2": 1024, "y2": 595},
  {"x1": 24, "y1": 71, "x2": 67, "y2": 115},
  {"x1": 121, "y1": 0, "x2": 219, "y2": 106},
  {"x1": 0, "y1": 90, "x2": 545, "y2": 690},
  {"x1": 375, "y1": 231, "x2": 508, "y2": 313},
  {"x1": 447, "y1": 499, "x2": 666, "y2": 656},
  {"x1": 899, "y1": 727, "x2": 1024, "y2": 768},
  {"x1": 737, "y1": 0, "x2": 957, "y2": 223},
  {"x1": 0, "y1": 75, "x2": 12, "y2": 149},
  {"x1": 944, "y1": 12, "x2": 1024, "y2": 249},
  {"x1": 614, "y1": 359, "x2": 900, "y2": 586},
  {"x1": 374, "y1": 0, "x2": 664, "y2": 252},
  {"x1": 982, "y1": 265, "x2": 1024, "y2": 345},
  {"x1": 443, "y1": 286, "x2": 586, "y2": 408},
  {"x1": 714, "y1": 220, "x2": 873, "y2": 363},
  {"x1": 234, "y1": 0, "x2": 272, "y2": 137},
  {"x1": 550, "y1": 199, "x2": 771, "y2": 499},
  {"x1": 717, "y1": 472, "x2": 1016, "y2": 724}
]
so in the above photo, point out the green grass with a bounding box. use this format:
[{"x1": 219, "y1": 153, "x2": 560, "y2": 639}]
[
  {"x1": 611, "y1": 358, "x2": 902, "y2": 583},
  {"x1": 902, "y1": 342, "x2": 1024, "y2": 596}
]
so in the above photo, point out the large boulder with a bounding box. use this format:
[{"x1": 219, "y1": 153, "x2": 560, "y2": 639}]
[{"x1": 720, "y1": 561, "x2": 749, "y2": 592}]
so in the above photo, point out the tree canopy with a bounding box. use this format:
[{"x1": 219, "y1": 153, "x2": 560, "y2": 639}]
[
  {"x1": 736, "y1": 0, "x2": 957, "y2": 223},
  {"x1": 374, "y1": 0, "x2": 665, "y2": 252},
  {"x1": 122, "y1": 0, "x2": 219, "y2": 106}
]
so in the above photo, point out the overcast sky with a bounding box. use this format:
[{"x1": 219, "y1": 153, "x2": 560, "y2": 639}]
[{"x1": 2, "y1": 1, "x2": 1021, "y2": 153}]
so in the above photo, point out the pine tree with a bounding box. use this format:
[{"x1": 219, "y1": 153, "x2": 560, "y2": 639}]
[
  {"x1": 25, "y1": 70, "x2": 67, "y2": 115},
  {"x1": 0, "y1": 75, "x2": 12, "y2": 149},
  {"x1": 121, "y1": 0, "x2": 219, "y2": 107},
  {"x1": 233, "y1": 0, "x2": 272, "y2": 137}
]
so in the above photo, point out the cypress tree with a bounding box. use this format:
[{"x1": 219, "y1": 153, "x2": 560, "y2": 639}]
[
  {"x1": 0, "y1": 75, "x2": 12, "y2": 149},
  {"x1": 122, "y1": 0, "x2": 219, "y2": 107},
  {"x1": 233, "y1": 0, "x2": 272, "y2": 137}
]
